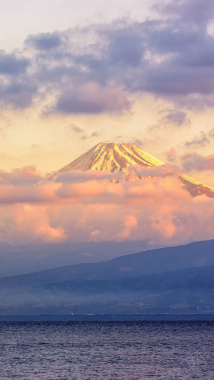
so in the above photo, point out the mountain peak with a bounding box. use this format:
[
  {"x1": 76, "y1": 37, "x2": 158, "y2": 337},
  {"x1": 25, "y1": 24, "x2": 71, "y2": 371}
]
[
  {"x1": 47, "y1": 142, "x2": 214, "y2": 198},
  {"x1": 55, "y1": 142, "x2": 164, "y2": 175}
]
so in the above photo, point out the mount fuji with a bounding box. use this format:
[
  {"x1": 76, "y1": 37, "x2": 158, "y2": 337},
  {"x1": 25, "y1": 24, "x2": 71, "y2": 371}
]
[{"x1": 47, "y1": 142, "x2": 214, "y2": 198}]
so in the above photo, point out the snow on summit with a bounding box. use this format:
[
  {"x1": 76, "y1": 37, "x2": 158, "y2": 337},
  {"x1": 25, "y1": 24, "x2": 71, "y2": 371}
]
[{"x1": 56, "y1": 142, "x2": 164, "y2": 173}]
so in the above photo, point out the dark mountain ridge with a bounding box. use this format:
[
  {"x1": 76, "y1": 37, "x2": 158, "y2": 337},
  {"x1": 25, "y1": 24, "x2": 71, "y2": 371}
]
[
  {"x1": 1, "y1": 239, "x2": 214, "y2": 315},
  {"x1": 0, "y1": 239, "x2": 213, "y2": 289}
]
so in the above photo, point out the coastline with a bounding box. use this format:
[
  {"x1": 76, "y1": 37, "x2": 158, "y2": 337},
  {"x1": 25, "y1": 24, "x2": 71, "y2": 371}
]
[{"x1": 1, "y1": 314, "x2": 214, "y2": 322}]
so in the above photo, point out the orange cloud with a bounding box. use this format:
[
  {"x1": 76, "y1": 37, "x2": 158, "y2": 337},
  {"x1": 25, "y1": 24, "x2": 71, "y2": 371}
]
[
  {"x1": 0, "y1": 204, "x2": 66, "y2": 244},
  {"x1": 0, "y1": 168, "x2": 212, "y2": 246},
  {"x1": 119, "y1": 215, "x2": 138, "y2": 239}
]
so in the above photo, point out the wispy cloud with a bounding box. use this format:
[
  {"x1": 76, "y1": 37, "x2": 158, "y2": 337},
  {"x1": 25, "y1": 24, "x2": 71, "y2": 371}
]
[
  {"x1": 69, "y1": 124, "x2": 85, "y2": 134},
  {"x1": 185, "y1": 129, "x2": 214, "y2": 147}
]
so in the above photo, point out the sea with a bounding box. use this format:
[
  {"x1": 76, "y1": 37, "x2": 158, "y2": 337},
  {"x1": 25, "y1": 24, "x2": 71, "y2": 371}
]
[{"x1": 0, "y1": 320, "x2": 214, "y2": 379}]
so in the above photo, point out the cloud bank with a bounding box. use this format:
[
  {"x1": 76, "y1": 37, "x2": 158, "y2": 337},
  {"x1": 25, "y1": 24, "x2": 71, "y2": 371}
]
[
  {"x1": 0, "y1": 167, "x2": 213, "y2": 247},
  {"x1": 1, "y1": 0, "x2": 214, "y2": 113}
]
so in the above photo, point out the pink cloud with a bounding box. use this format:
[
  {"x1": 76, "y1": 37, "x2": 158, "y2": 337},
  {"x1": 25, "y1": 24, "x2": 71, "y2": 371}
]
[
  {"x1": 0, "y1": 168, "x2": 212, "y2": 246},
  {"x1": 119, "y1": 215, "x2": 138, "y2": 239},
  {"x1": 203, "y1": 154, "x2": 214, "y2": 170},
  {"x1": 130, "y1": 164, "x2": 181, "y2": 178},
  {"x1": 182, "y1": 153, "x2": 214, "y2": 171},
  {"x1": 54, "y1": 170, "x2": 125, "y2": 183},
  {"x1": 165, "y1": 148, "x2": 177, "y2": 163},
  {"x1": 0, "y1": 204, "x2": 66, "y2": 244},
  {"x1": 0, "y1": 166, "x2": 42, "y2": 185},
  {"x1": 0, "y1": 183, "x2": 59, "y2": 204}
]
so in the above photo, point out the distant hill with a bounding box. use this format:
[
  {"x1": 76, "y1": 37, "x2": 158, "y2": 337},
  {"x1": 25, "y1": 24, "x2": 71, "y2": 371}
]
[{"x1": 0, "y1": 239, "x2": 214, "y2": 315}]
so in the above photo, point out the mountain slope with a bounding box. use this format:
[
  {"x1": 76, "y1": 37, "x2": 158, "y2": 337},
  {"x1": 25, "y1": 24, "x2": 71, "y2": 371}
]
[
  {"x1": 0, "y1": 239, "x2": 213, "y2": 288},
  {"x1": 57, "y1": 142, "x2": 164, "y2": 172},
  {"x1": 47, "y1": 142, "x2": 214, "y2": 197},
  {"x1": 0, "y1": 239, "x2": 214, "y2": 315}
]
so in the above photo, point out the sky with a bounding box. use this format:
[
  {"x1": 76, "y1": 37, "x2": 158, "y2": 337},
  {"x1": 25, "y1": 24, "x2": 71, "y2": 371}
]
[{"x1": 0, "y1": 0, "x2": 213, "y2": 269}]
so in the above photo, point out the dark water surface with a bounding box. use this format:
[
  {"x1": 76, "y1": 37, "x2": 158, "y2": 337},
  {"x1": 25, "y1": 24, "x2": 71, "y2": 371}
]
[{"x1": 0, "y1": 321, "x2": 214, "y2": 379}]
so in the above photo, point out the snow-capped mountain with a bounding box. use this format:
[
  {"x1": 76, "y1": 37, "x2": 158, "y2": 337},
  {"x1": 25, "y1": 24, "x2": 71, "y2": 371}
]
[
  {"x1": 50, "y1": 142, "x2": 164, "y2": 172},
  {"x1": 48, "y1": 142, "x2": 214, "y2": 198}
]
